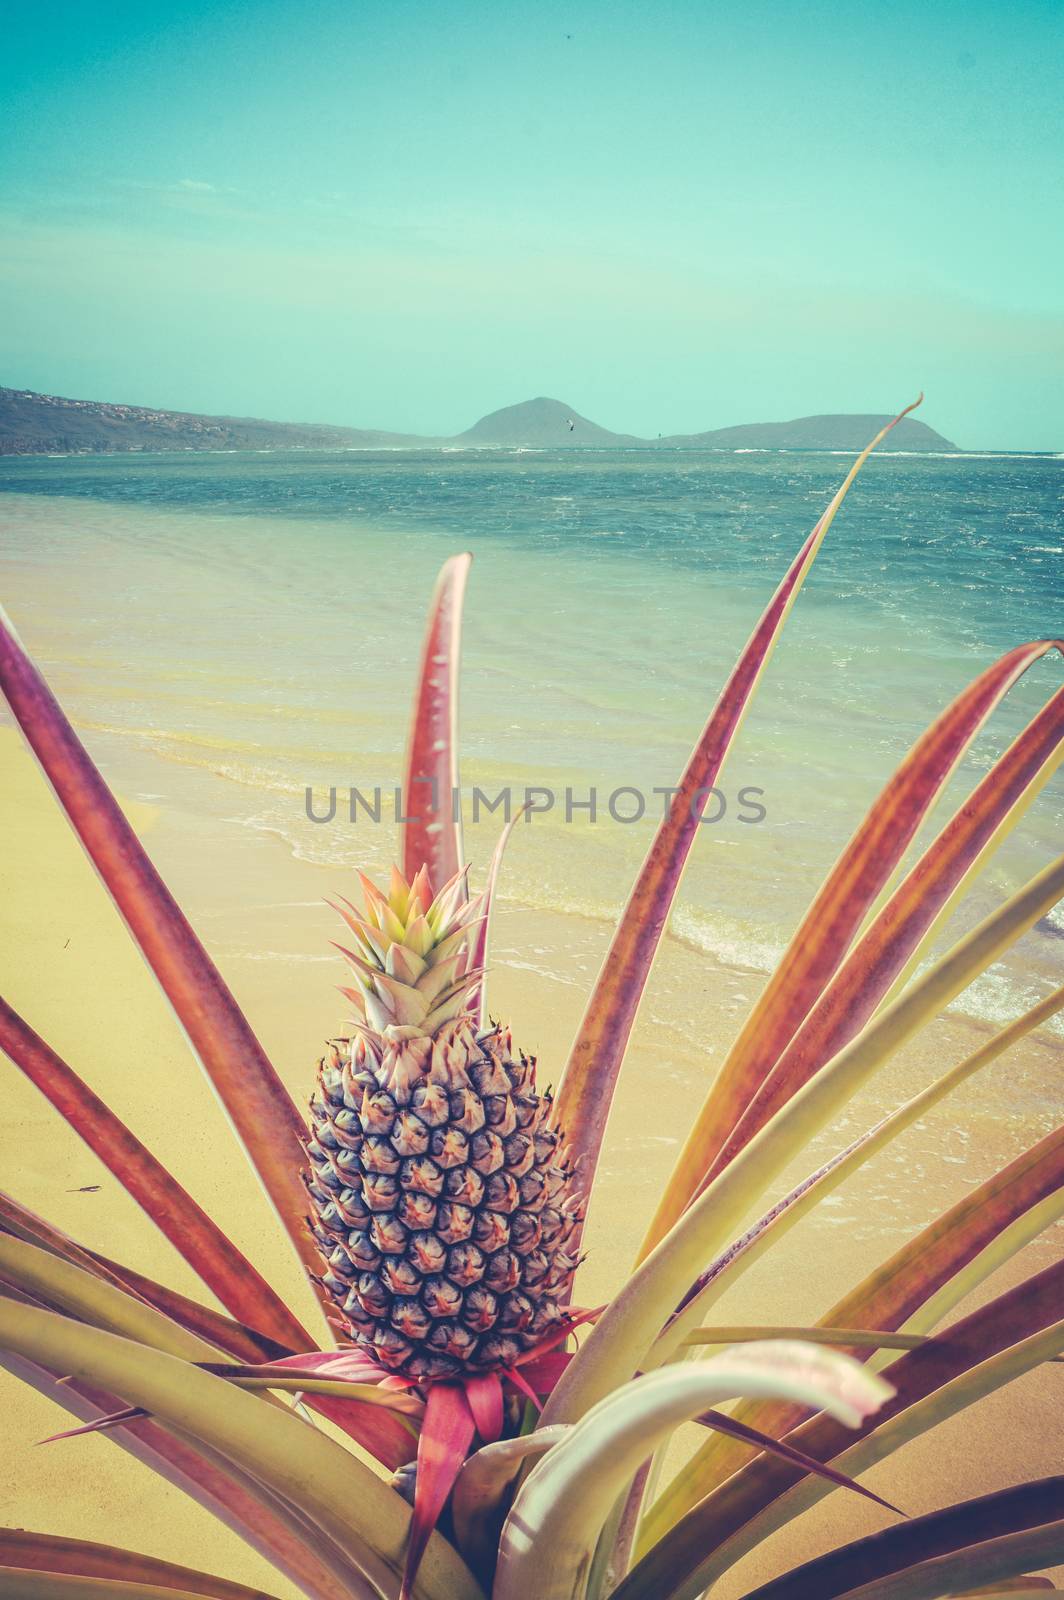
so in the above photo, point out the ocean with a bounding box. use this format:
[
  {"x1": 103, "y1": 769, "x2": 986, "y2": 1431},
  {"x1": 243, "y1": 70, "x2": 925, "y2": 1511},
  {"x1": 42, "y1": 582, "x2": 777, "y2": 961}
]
[{"x1": 1, "y1": 445, "x2": 1062, "y2": 1033}]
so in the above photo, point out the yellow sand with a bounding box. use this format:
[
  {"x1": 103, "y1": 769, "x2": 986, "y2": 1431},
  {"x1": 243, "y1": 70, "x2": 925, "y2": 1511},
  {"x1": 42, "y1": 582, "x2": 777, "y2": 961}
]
[{"x1": 1, "y1": 724, "x2": 1061, "y2": 1595}]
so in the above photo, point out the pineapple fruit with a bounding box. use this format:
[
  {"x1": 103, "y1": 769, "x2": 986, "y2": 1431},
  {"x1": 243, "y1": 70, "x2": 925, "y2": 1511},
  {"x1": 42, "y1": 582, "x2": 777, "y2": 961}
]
[{"x1": 304, "y1": 865, "x2": 582, "y2": 1380}]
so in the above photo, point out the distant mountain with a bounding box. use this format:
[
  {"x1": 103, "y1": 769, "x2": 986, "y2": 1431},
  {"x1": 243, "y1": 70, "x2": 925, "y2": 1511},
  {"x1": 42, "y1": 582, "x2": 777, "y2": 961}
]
[
  {"x1": 456, "y1": 396, "x2": 641, "y2": 448},
  {"x1": 0, "y1": 386, "x2": 426, "y2": 456},
  {"x1": 661, "y1": 412, "x2": 958, "y2": 452},
  {"x1": 0, "y1": 384, "x2": 960, "y2": 456}
]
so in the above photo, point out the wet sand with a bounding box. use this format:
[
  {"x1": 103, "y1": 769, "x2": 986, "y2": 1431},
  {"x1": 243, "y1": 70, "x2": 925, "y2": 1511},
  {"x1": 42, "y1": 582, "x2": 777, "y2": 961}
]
[{"x1": 1, "y1": 726, "x2": 1061, "y2": 1595}]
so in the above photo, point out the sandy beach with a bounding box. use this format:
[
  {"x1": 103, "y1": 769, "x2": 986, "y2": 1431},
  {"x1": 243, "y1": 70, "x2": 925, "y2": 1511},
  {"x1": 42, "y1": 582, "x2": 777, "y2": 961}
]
[
  {"x1": 1, "y1": 719, "x2": 1061, "y2": 1594},
  {"x1": 4, "y1": 0, "x2": 1063, "y2": 1588}
]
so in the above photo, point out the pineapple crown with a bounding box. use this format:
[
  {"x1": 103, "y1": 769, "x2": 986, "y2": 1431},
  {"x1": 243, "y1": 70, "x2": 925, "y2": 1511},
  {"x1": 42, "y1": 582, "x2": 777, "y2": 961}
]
[{"x1": 329, "y1": 865, "x2": 486, "y2": 1042}]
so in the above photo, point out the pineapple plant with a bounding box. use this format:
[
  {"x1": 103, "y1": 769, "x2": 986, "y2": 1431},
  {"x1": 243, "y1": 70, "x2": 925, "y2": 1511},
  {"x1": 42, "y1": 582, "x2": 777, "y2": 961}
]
[
  {"x1": 305, "y1": 867, "x2": 581, "y2": 1379},
  {"x1": 1, "y1": 399, "x2": 1062, "y2": 1599}
]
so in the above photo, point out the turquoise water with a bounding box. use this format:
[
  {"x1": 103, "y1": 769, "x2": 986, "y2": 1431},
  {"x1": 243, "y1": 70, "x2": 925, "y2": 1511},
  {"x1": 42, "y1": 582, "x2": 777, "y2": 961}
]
[{"x1": 1, "y1": 446, "x2": 1062, "y2": 1029}]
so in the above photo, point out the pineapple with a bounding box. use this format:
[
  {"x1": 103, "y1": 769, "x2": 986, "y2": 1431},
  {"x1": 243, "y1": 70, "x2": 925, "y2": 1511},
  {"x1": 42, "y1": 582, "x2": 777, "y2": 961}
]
[{"x1": 304, "y1": 865, "x2": 582, "y2": 1380}]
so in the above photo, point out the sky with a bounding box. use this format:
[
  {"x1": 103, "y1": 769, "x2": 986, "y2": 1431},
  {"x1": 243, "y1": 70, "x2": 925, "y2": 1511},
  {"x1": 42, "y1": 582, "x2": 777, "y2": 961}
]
[{"x1": 1, "y1": 0, "x2": 1062, "y2": 449}]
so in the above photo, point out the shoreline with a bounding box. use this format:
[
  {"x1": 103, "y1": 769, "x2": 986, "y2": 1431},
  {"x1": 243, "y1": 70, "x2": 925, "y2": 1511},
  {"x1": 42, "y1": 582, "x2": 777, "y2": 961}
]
[{"x1": 8, "y1": 693, "x2": 1056, "y2": 1046}]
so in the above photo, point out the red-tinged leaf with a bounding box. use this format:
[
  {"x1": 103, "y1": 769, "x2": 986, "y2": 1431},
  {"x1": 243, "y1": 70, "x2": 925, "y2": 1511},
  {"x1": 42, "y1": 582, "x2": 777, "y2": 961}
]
[
  {"x1": 307, "y1": 1391, "x2": 420, "y2": 1472},
  {"x1": 0, "y1": 1196, "x2": 296, "y2": 1369},
  {"x1": 40, "y1": 1406, "x2": 148, "y2": 1442},
  {"x1": 215, "y1": 1349, "x2": 423, "y2": 1469},
  {"x1": 729, "y1": 1478, "x2": 1064, "y2": 1600},
  {"x1": 664, "y1": 983, "x2": 1064, "y2": 1348},
  {"x1": 0, "y1": 1528, "x2": 285, "y2": 1599},
  {"x1": 823, "y1": 1122, "x2": 1064, "y2": 1339},
  {"x1": 1, "y1": 1354, "x2": 363, "y2": 1600},
  {"x1": 186, "y1": 1363, "x2": 422, "y2": 1466},
  {"x1": 470, "y1": 804, "x2": 527, "y2": 1027},
  {"x1": 0, "y1": 1278, "x2": 48, "y2": 1310},
  {"x1": 0, "y1": 1196, "x2": 296, "y2": 1377},
  {"x1": 0, "y1": 609, "x2": 321, "y2": 1296},
  {"x1": 514, "y1": 1349, "x2": 574, "y2": 1396},
  {"x1": 498, "y1": 1304, "x2": 604, "y2": 1403},
  {"x1": 647, "y1": 636, "x2": 1063, "y2": 1252},
  {"x1": 681, "y1": 1118, "x2": 1064, "y2": 1500},
  {"x1": 957, "y1": 1584, "x2": 1058, "y2": 1595},
  {"x1": 625, "y1": 1261, "x2": 1064, "y2": 1598},
  {"x1": 198, "y1": 1348, "x2": 401, "y2": 1382},
  {"x1": 4, "y1": 1300, "x2": 472, "y2": 1598},
  {"x1": 401, "y1": 1383, "x2": 476, "y2": 1600},
  {"x1": 551, "y1": 402, "x2": 923, "y2": 1254},
  {"x1": 400, "y1": 553, "x2": 472, "y2": 892},
  {"x1": 463, "y1": 1373, "x2": 504, "y2": 1443},
  {"x1": 84, "y1": 1255, "x2": 295, "y2": 1366},
  {"x1": 547, "y1": 854, "x2": 1064, "y2": 1440},
  {"x1": 694, "y1": 679, "x2": 1064, "y2": 1194},
  {"x1": 0, "y1": 1191, "x2": 139, "y2": 1299},
  {"x1": 207, "y1": 1348, "x2": 420, "y2": 1396},
  {"x1": 195, "y1": 1364, "x2": 422, "y2": 1407},
  {"x1": 668, "y1": 1121, "x2": 883, "y2": 1323},
  {"x1": 504, "y1": 1365, "x2": 542, "y2": 1407},
  {"x1": 695, "y1": 1407, "x2": 904, "y2": 1517},
  {"x1": 0, "y1": 999, "x2": 312, "y2": 1354}
]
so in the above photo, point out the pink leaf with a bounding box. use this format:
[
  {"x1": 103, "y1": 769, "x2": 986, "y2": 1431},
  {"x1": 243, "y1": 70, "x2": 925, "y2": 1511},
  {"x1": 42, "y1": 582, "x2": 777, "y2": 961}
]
[
  {"x1": 6, "y1": 1354, "x2": 359, "y2": 1600},
  {"x1": 684, "y1": 651, "x2": 1064, "y2": 1207},
  {"x1": 551, "y1": 402, "x2": 924, "y2": 1263},
  {"x1": 504, "y1": 1365, "x2": 543, "y2": 1407},
  {"x1": 401, "y1": 1383, "x2": 476, "y2": 1600},
  {"x1": 39, "y1": 1406, "x2": 147, "y2": 1443},
  {"x1": 471, "y1": 804, "x2": 527, "y2": 1027},
  {"x1": 0, "y1": 998, "x2": 312, "y2": 1354},
  {"x1": 696, "y1": 1406, "x2": 904, "y2": 1516},
  {"x1": 463, "y1": 1372, "x2": 504, "y2": 1443},
  {"x1": 513, "y1": 1350, "x2": 574, "y2": 1396},
  {"x1": 400, "y1": 554, "x2": 472, "y2": 893},
  {"x1": 208, "y1": 1349, "x2": 423, "y2": 1470},
  {"x1": 0, "y1": 606, "x2": 322, "y2": 1299}
]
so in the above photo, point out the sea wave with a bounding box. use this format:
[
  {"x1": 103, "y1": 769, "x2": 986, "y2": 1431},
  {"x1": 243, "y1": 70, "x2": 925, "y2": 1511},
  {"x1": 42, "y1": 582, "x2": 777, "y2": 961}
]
[
  {"x1": 225, "y1": 798, "x2": 1064, "y2": 1040},
  {"x1": 664, "y1": 907, "x2": 1064, "y2": 1037}
]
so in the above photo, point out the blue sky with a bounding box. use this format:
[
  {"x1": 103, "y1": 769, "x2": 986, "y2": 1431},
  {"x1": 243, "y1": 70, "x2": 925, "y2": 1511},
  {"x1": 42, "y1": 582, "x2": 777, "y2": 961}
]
[{"x1": 2, "y1": 0, "x2": 1062, "y2": 447}]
